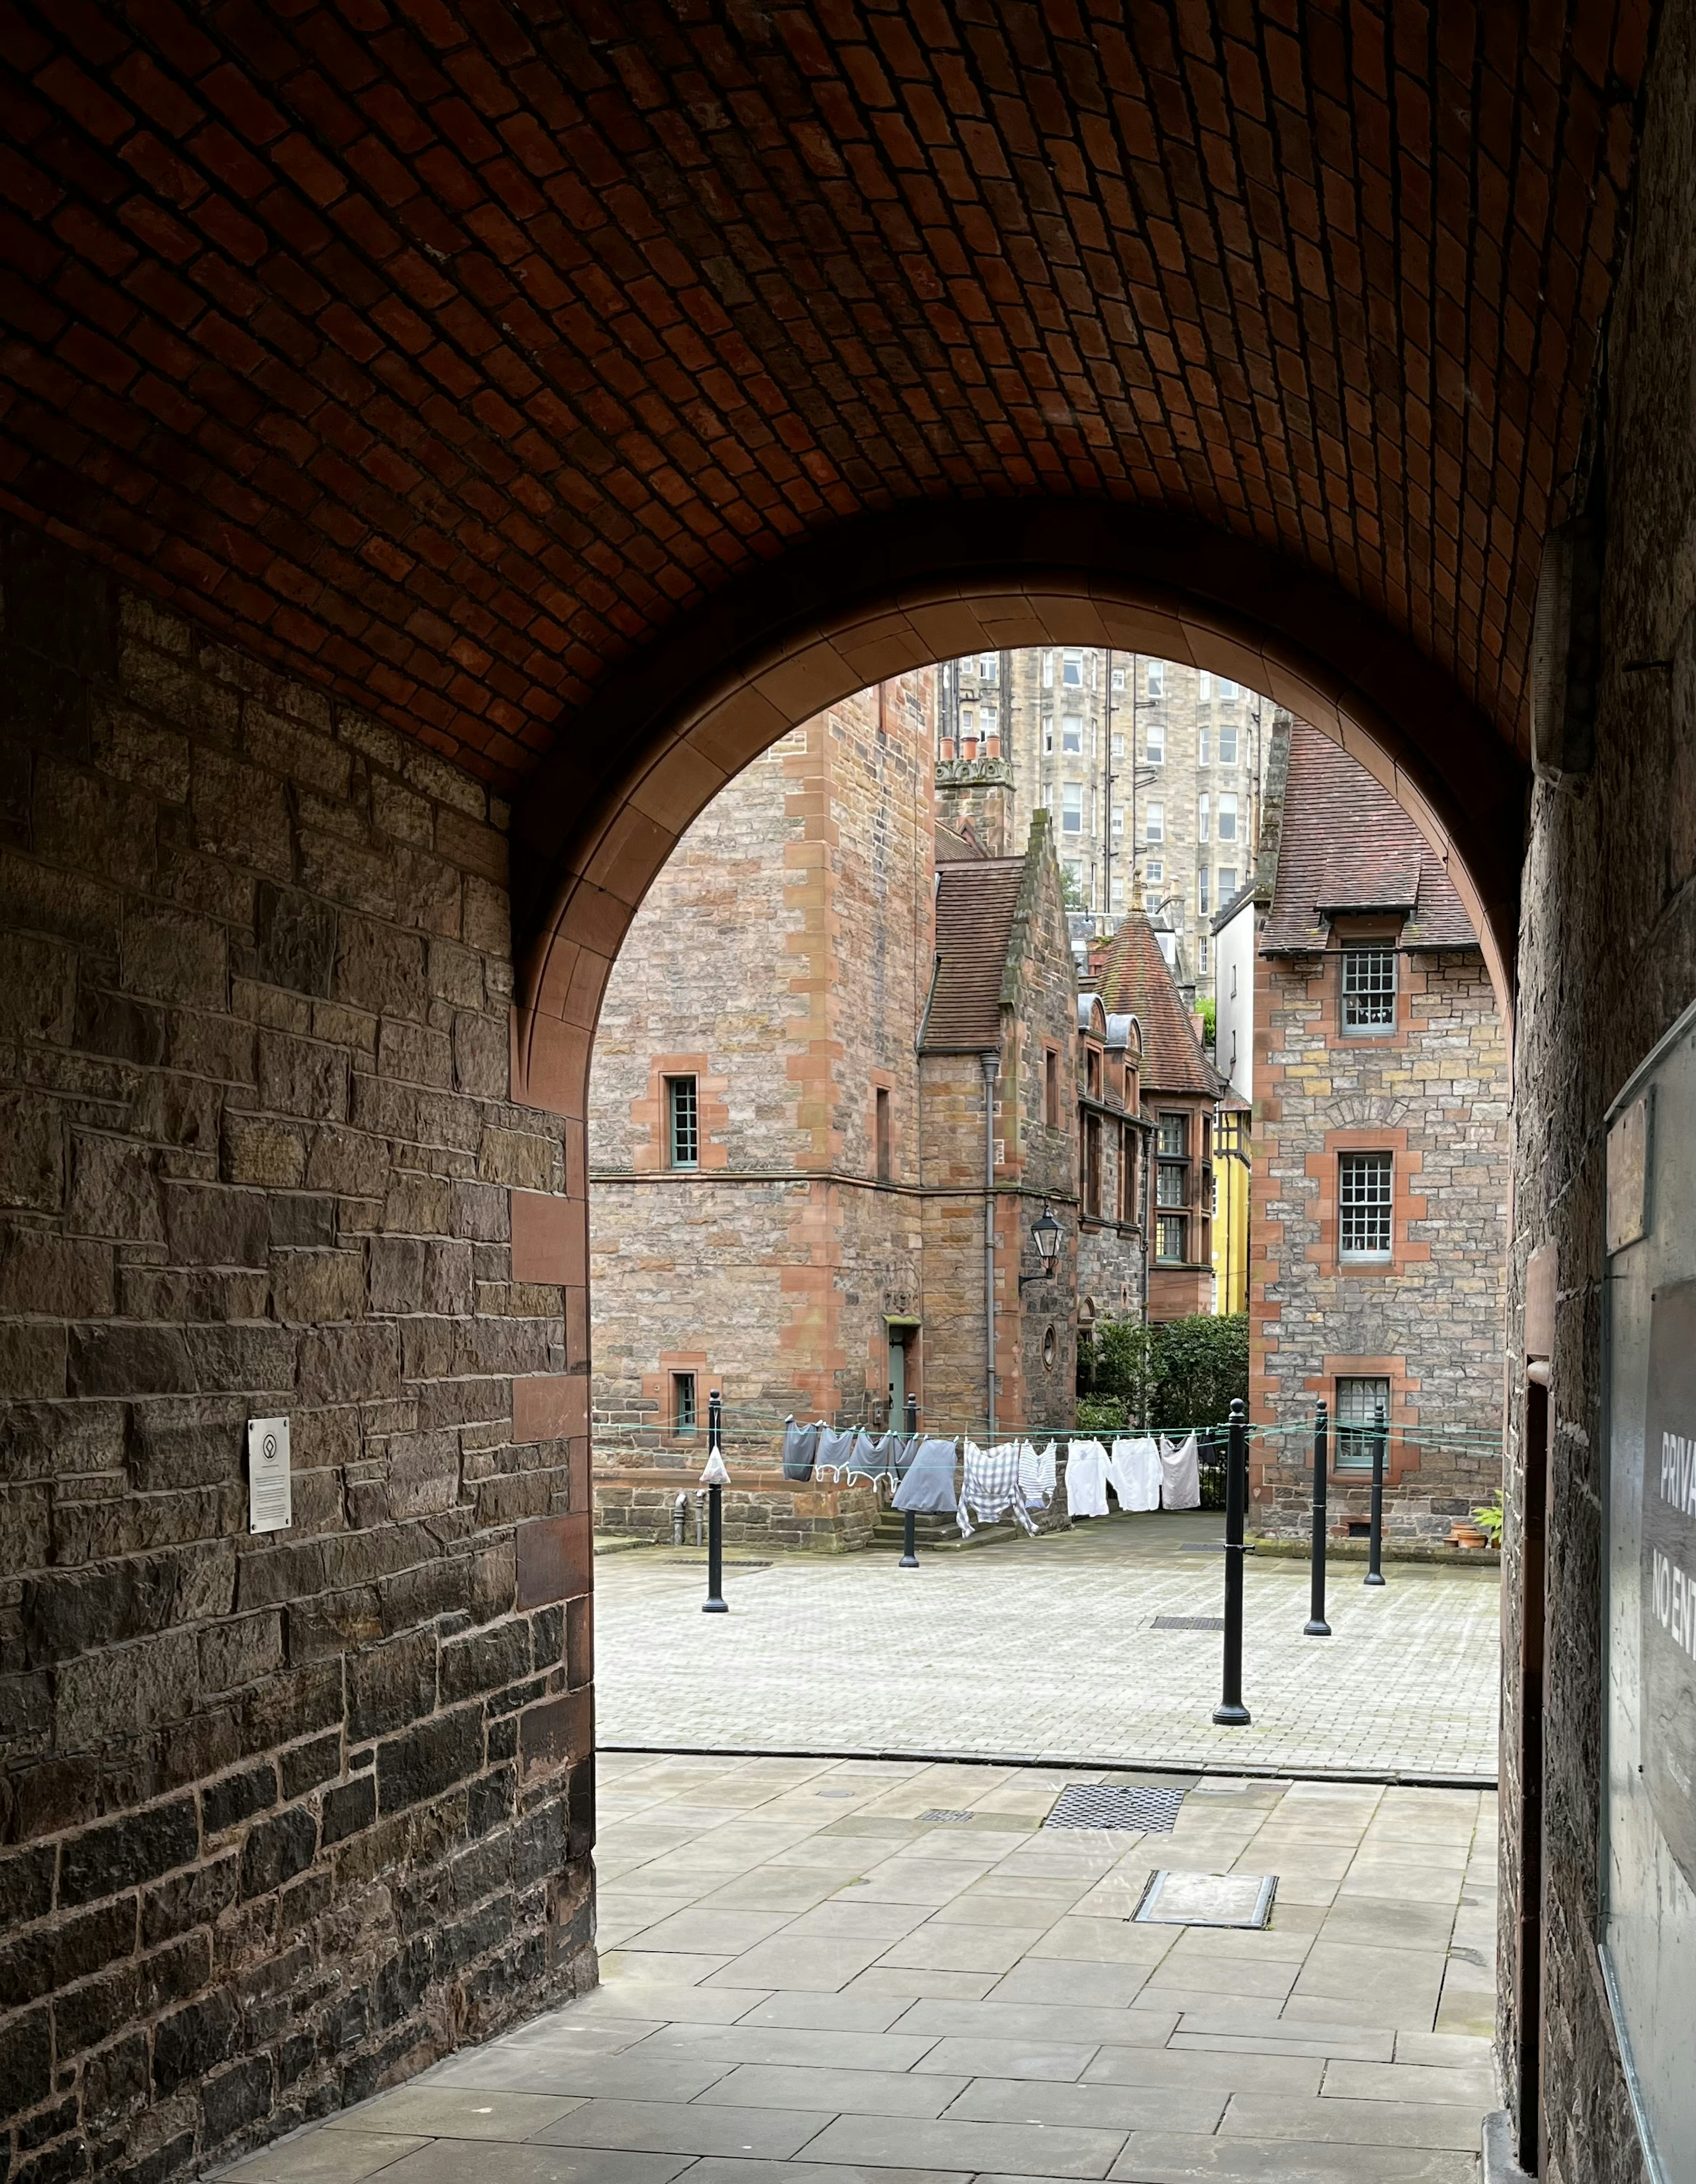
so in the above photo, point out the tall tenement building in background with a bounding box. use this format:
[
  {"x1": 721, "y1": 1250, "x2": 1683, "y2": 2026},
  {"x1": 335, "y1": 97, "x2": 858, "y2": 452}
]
[{"x1": 939, "y1": 648, "x2": 1275, "y2": 999}]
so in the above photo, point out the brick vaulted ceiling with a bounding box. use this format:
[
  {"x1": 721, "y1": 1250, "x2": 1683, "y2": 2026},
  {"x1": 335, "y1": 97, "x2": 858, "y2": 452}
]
[{"x1": 0, "y1": 1, "x2": 1654, "y2": 789}]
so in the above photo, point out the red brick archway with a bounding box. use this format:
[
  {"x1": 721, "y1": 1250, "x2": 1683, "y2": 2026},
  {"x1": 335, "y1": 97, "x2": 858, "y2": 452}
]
[{"x1": 507, "y1": 499, "x2": 1525, "y2": 1130}]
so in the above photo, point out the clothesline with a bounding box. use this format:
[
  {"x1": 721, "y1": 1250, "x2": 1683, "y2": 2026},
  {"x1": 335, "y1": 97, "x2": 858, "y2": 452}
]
[{"x1": 778, "y1": 1419, "x2": 1205, "y2": 1539}]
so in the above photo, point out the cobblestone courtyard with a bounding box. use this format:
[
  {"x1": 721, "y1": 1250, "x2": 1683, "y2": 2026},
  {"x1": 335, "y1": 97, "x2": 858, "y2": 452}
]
[
  {"x1": 594, "y1": 1514, "x2": 1501, "y2": 1784},
  {"x1": 231, "y1": 1752, "x2": 1498, "y2": 2184}
]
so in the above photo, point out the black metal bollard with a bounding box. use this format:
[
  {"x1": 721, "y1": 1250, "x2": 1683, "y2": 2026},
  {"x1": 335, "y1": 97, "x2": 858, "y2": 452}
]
[
  {"x1": 1213, "y1": 1398, "x2": 1251, "y2": 1725},
  {"x1": 1306, "y1": 1400, "x2": 1332, "y2": 1635},
  {"x1": 899, "y1": 1392, "x2": 920, "y2": 1567},
  {"x1": 702, "y1": 1388, "x2": 728, "y2": 1614},
  {"x1": 1364, "y1": 1398, "x2": 1387, "y2": 1588}
]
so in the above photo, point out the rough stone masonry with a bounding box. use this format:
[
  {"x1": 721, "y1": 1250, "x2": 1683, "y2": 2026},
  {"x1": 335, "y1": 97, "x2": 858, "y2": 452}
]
[{"x1": 0, "y1": 532, "x2": 594, "y2": 2183}]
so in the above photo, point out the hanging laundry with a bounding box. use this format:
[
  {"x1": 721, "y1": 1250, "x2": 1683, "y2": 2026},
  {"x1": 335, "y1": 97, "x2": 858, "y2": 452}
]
[
  {"x1": 1107, "y1": 1435, "x2": 1162, "y2": 1513},
  {"x1": 845, "y1": 1432, "x2": 900, "y2": 1493},
  {"x1": 1065, "y1": 1437, "x2": 1111, "y2": 1519},
  {"x1": 1159, "y1": 1430, "x2": 1203, "y2": 1510},
  {"x1": 958, "y1": 1441, "x2": 1037, "y2": 1538},
  {"x1": 782, "y1": 1417, "x2": 819, "y2": 1482},
  {"x1": 892, "y1": 1437, "x2": 958, "y2": 1513},
  {"x1": 813, "y1": 1425, "x2": 860, "y2": 1481},
  {"x1": 1018, "y1": 1439, "x2": 1057, "y2": 1510},
  {"x1": 889, "y1": 1434, "x2": 921, "y2": 1478}
]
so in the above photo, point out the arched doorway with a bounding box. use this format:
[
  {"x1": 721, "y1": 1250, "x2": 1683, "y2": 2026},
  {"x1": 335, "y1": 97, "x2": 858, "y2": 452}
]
[{"x1": 509, "y1": 501, "x2": 1522, "y2": 1134}]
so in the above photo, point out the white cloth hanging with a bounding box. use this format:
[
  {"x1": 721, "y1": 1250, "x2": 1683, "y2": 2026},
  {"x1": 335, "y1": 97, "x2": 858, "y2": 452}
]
[
  {"x1": 1018, "y1": 1439, "x2": 1056, "y2": 1510},
  {"x1": 957, "y1": 1440, "x2": 1037, "y2": 1538},
  {"x1": 1107, "y1": 1435, "x2": 1162, "y2": 1513},
  {"x1": 1065, "y1": 1437, "x2": 1110, "y2": 1518},
  {"x1": 1159, "y1": 1431, "x2": 1202, "y2": 1510}
]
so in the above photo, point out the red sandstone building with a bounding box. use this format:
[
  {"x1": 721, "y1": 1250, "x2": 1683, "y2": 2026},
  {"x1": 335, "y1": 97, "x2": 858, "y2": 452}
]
[
  {"x1": 587, "y1": 682, "x2": 1151, "y2": 1539},
  {"x1": 1222, "y1": 720, "x2": 1511, "y2": 1539}
]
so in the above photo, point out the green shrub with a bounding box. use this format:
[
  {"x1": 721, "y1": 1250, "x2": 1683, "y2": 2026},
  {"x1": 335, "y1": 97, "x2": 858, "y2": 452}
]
[{"x1": 1077, "y1": 1312, "x2": 1247, "y2": 1432}]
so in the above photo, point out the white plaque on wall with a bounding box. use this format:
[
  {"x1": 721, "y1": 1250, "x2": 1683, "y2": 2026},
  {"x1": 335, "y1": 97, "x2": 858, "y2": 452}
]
[{"x1": 247, "y1": 1416, "x2": 292, "y2": 1534}]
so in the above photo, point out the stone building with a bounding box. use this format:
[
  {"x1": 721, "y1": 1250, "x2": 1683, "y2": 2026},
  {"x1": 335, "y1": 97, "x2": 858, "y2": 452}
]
[
  {"x1": 1230, "y1": 719, "x2": 1511, "y2": 1539},
  {"x1": 588, "y1": 687, "x2": 1129, "y2": 1514},
  {"x1": 1073, "y1": 993, "x2": 1149, "y2": 1344},
  {"x1": 589, "y1": 675, "x2": 936, "y2": 1446},
  {"x1": 1090, "y1": 912, "x2": 1225, "y2": 1320},
  {"x1": 942, "y1": 648, "x2": 1274, "y2": 997}
]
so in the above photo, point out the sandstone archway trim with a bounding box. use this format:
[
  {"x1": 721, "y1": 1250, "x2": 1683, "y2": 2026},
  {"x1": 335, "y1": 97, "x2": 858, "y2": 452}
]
[{"x1": 508, "y1": 503, "x2": 1524, "y2": 1121}]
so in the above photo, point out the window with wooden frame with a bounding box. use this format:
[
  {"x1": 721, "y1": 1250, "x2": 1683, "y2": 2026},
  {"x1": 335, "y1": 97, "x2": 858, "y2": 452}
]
[
  {"x1": 671, "y1": 1371, "x2": 698, "y2": 1434},
  {"x1": 1083, "y1": 1112, "x2": 1103, "y2": 1218},
  {"x1": 1155, "y1": 1111, "x2": 1190, "y2": 1262},
  {"x1": 666, "y1": 1075, "x2": 699, "y2": 1168},
  {"x1": 1335, "y1": 1374, "x2": 1389, "y2": 1471},
  {"x1": 1119, "y1": 1123, "x2": 1137, "y2": 1226},
  {"x1": 1341, "y1": 941, "x2": 1397, "y2": 1035},
  {"x1": 1339, "y1": 1151, "x2": 1393, "y2": 1262}
]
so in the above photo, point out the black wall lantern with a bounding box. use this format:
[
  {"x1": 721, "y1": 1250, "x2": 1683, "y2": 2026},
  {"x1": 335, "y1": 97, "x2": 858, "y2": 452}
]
[{"x1": 1019, "y1": 1201, "x2": 1064, "y2": 1290}]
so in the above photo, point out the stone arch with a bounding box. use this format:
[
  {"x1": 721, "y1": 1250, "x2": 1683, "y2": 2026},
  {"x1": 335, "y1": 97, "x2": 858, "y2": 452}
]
[{"x1": 509, "y1": 502, "x2": 1524, "y2": 1124}]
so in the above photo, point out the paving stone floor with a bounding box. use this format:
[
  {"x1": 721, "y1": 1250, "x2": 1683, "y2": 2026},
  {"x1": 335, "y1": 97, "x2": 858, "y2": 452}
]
[
  {"x1": 594, "y1": 1513, "x2": 1501, "y2": 1783},
  {"x1": 226, "y1": 1751, "x2": 1498, "y2": 2184}
]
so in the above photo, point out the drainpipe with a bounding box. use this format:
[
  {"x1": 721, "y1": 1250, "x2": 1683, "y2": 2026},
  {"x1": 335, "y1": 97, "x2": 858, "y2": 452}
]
[{"x1": 981, "y1": 1052, "x2": 1000, "y2": 1441}]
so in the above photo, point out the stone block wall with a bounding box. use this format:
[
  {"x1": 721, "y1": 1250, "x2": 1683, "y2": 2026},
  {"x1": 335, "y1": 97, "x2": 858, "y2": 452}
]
[
  {"x1": 0, "y1": 535, "x2": 592, "y2": 2183},
  {"x1": 1249, "y1": 947, "x2": 1509, "y2": 1539},
  {"x1": 1499, "y1": 3, "x2": 1696, "y2": 2172},
  {"x1": 593, "y1": 1474, "x2": 879, "y2": 1553}
]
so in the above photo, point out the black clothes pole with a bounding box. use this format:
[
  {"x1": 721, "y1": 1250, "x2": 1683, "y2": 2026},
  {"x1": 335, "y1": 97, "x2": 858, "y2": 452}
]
[
  {"x1": 1365, "y1": 1399, "x2": 1387, "y2": 1588},
  {"x1": 702, "y1": 1388, "x2": 728, "y2": 1613},
  {"x1": 1213, "y1": 1398, "x2": 1251, "y2": 1725},
  {"x1": 1306, "y1": 1399, "x2": 1332, "y2": 1636},
  {"x1": 899, "y1": 1393, "x2": 920, "y2": 1566}
]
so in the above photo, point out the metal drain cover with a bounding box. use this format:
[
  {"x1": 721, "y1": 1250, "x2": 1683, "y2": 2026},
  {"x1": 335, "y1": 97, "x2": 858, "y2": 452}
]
[
  {"x1": 920, "y1": 1809, "x2": 975, "y2": 1824},
  {"x1": 1135, "y1": 1869, "x2": 1277, "y2": 1926},
  {"x1": 1152, "y1": 1614, "x2": 1225, "y2": 1631},
  {"x1": 1044, "y1": 1784, "x2": 1186, "y2": 1833}
]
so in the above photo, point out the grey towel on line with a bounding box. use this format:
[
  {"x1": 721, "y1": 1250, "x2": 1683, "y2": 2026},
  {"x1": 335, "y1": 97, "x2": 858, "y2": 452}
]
[
  {"x1": 814, "y1": 1426, "x2": 860, "y2": 1479},
  {"x1": 892, "y1": 1437, "x2": 958, "y2": 1513},
  {"x1": 781, "y1": 1418, "x2": 819, "y2": 1481}
]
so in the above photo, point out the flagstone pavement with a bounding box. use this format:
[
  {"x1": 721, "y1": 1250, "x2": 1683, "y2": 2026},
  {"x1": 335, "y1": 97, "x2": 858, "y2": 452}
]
[
  {"x1": 225, "y1": 1749, "x2": 1499, "y2": 2184},
  {"x1": 594, "y1": 1513, "x2": 1501, "y2": 1783}
]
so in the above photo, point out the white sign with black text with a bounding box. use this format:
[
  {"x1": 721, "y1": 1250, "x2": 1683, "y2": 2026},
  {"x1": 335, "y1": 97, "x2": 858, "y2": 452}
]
[{"x1": 247, "y1": 1416, "x2": 292, "y2": 1535}]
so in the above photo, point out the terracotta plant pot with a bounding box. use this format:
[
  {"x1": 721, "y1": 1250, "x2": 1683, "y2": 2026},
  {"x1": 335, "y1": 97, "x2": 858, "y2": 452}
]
[{"x1": 1449, "y1": 1522, "x2": 1488, "y2": 1549}]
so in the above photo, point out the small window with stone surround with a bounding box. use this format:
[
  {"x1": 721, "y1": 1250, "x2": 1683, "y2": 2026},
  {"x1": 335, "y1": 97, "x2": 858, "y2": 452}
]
[
  {"x1": 672, "y1": 1372, "x2": 698, "y2": 1434},
  {"x1": 1335, "y1": 1374, "x2": 1389, "y2": 1470},
  {"x1": 666, "y1": 1075, "x2": 699, "y2": 1168}
]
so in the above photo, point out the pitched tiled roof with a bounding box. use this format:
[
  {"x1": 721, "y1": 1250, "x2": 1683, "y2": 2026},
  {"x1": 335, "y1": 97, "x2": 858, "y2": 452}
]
[
  {"x1": 1091, "y1": 914, "x2": 1223, "y2": 1099},
  {"x1": 921, "y1": 857, "x2": 1026, "y2": 1050},
  {"x1": 1261, "y1": 722, "x2": 1479, "y2": 954}
]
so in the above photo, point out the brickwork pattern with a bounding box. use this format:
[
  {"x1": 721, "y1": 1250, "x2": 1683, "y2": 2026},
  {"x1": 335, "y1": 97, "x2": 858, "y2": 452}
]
[
  {"x1": 0, "y1": 4, "x2": 1652, "y2": 784},
  {"x1": 0, "y1": 537, "x2": 591, "y2": 2183},
  {"x1": 1251, "y1": 949, "x2": 1510, "y2": 1539}
]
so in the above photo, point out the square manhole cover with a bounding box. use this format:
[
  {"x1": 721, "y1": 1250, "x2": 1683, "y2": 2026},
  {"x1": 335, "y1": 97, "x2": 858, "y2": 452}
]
[
  {"x1": 1134, "y1": 1869, "x2": 1277, "y2": 1926},
  {"x1": 920, "y1": 1809, "x2": 975, "y2": 1824},
  {"x1": 1152, "y1": 1615, "x2": 1225, "y2": 1631},
  {"x1": 1044, "y1": 1784, "x2": 1186, "y2": 1833}
]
